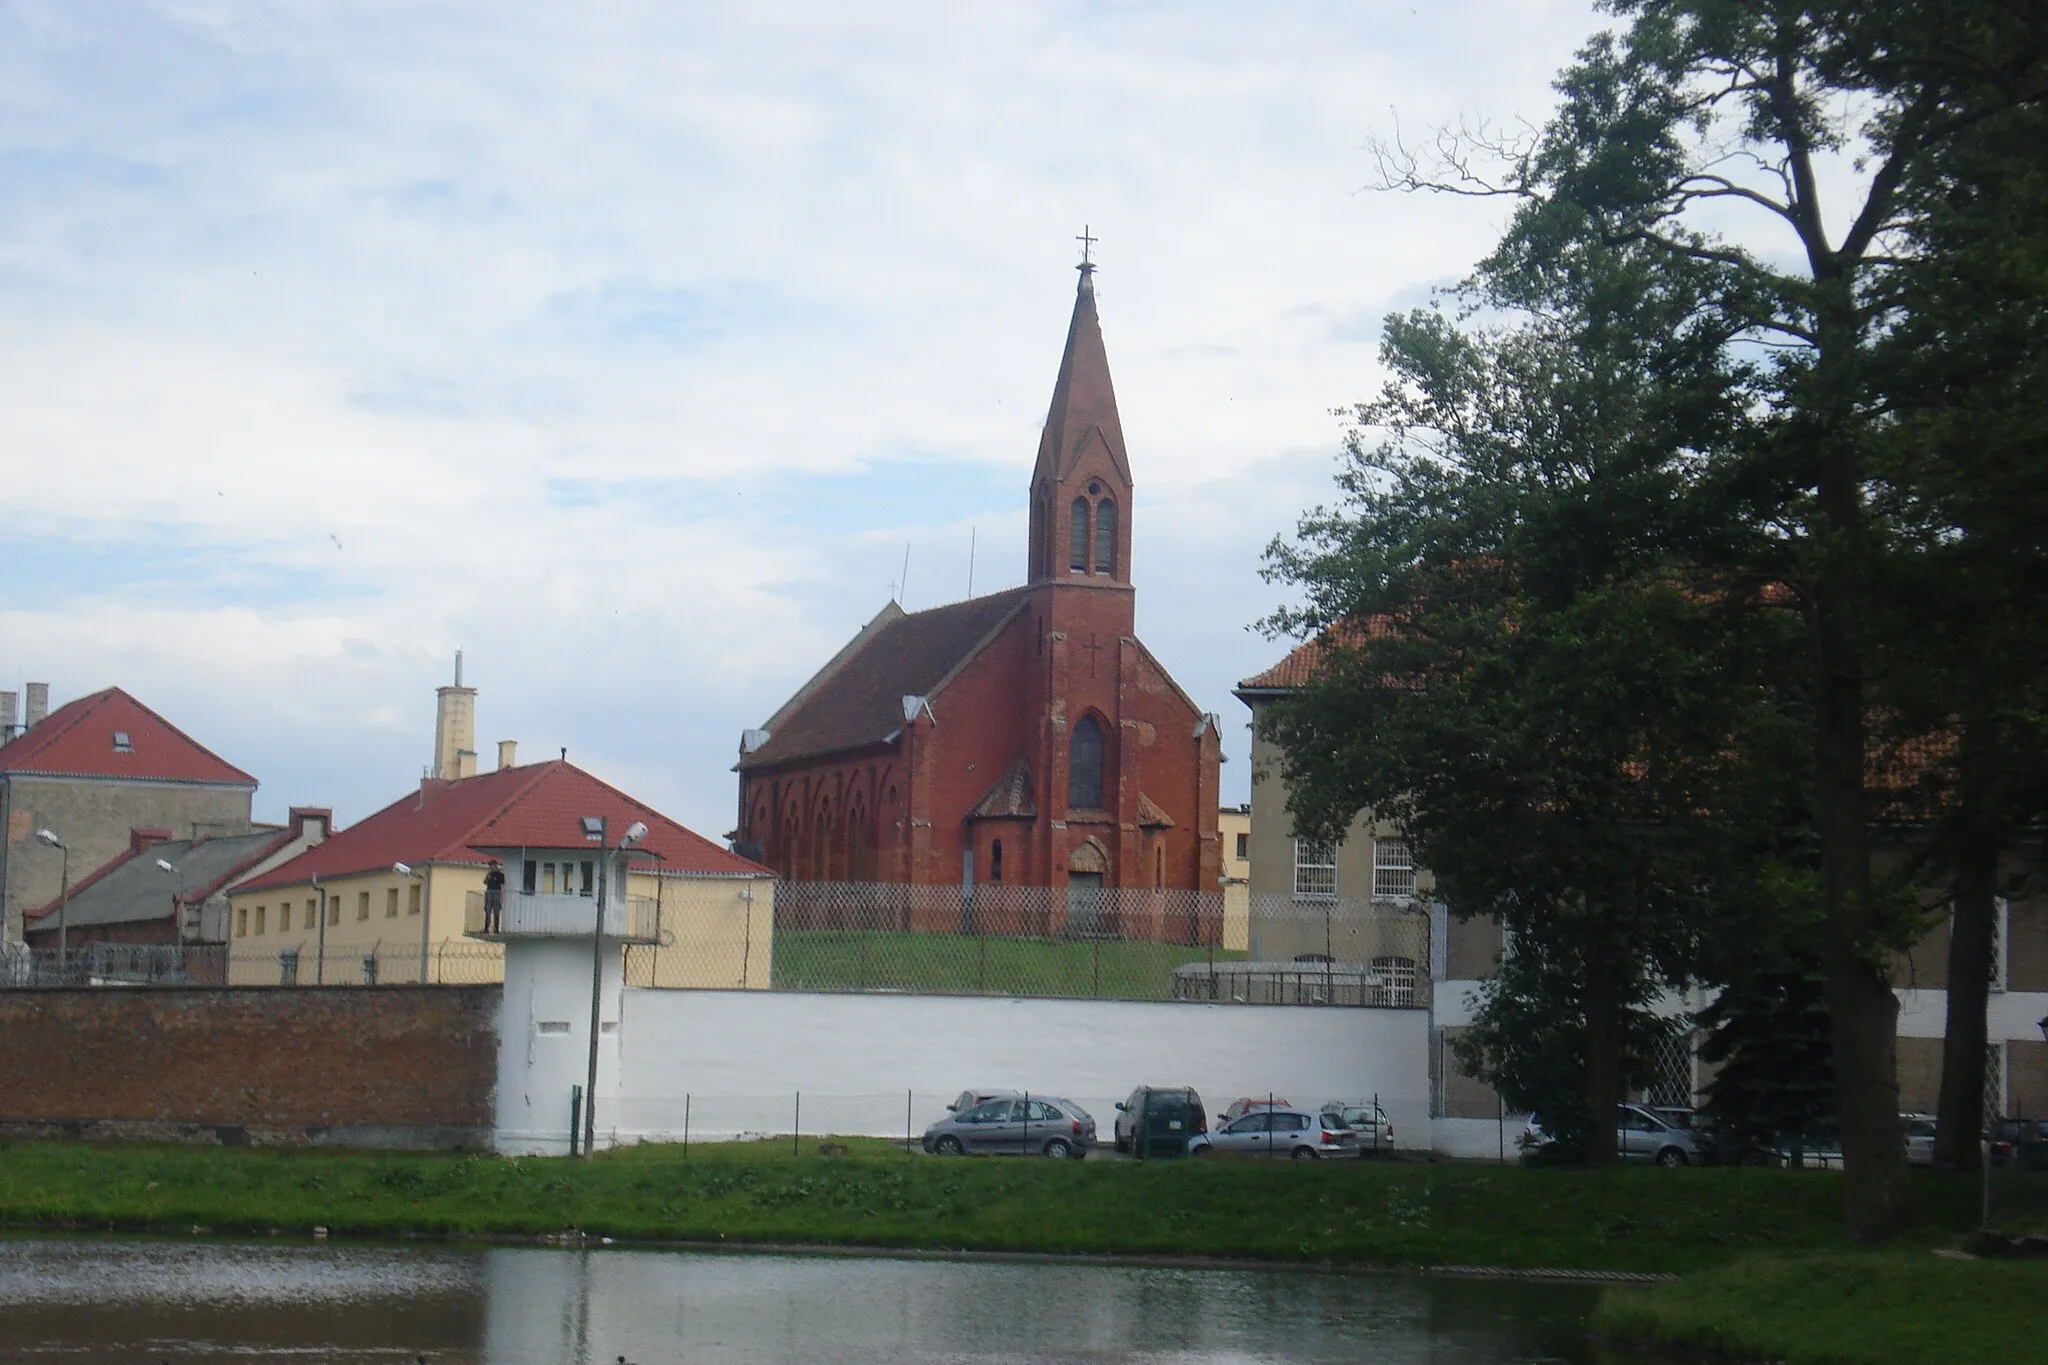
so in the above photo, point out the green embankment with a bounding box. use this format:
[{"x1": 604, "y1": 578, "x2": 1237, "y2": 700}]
[
  {"x1": 4, "y1": 1139, "x2": 2044, "y2": 1281},
  {"x1": 769, "y1": 930, "x2": 1243, "y2": 998},
  {"x1": 1595, "y1": 1251, "x2": 2048, "y2": 1365}
]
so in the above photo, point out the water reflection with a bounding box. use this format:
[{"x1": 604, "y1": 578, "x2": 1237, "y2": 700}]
[{"x1": 0, "y1": 1238, "x2": 1605, "y2": 1364}]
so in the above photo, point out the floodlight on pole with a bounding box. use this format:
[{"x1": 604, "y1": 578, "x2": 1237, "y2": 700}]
[
  {"x1": 36, "y1": 829, "x2": 71, "y2": 971},
  {"x1": 155, "y1": 857, "x2": 186, "y2": 940}
]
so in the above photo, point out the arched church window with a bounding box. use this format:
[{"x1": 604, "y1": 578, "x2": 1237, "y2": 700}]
[
  {"x1": 1069, "y1": 714, "x2": 1105, "y2": 809},
  {"x1": 1069, "y1": 498, "x2": 1090, "y2": 572},
  {"x1": 991, "y1": 839, "x2": 1004, "y2": 883},
  {"x1": 1094, "y1": 499, "x2": 1116, "y2": 576}
]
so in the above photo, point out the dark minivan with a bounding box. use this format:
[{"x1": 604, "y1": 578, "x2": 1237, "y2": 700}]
[{"x1": 1113, "y1": 1086, "x2": 1207, "y2": 1158}]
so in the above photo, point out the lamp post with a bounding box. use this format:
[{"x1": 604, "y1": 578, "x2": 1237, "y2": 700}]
[
  {"x1": 394, "y1": 861, "x2": 431, "y2": 983},
  {"x1": 580, "y1": 816, "x2": 647, "y2": 1158},
  {"x1": 312, "y1": 874, "x2": 326, "y2": 984},
  {"x1": 35, "y1": 829, "x2": 69, "y2": 980}
]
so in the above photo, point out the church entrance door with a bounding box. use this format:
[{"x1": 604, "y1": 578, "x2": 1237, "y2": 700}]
[{"x1": 1068, "y1": 872, "x2": 1105, "y2": 937}]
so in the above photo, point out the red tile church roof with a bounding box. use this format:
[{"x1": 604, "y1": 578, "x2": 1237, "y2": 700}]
[
  {"x1": 0, "y1": 687, "x2": 255, "y2": 785},
  {"x1": 741, "y1": 586, "x2": 1035, "y2": 769},
  {"x1": 239, "y1": 760, "x2": 766, "y2": 890}
]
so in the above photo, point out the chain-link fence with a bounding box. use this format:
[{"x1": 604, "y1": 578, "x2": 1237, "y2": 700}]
[
  {"x1": 604, "y1": 882, "x2": 1431, "y2": 1005},
  {"x1": 3, "y1": 883, "x2": 1432, "y2": 1008},
  {"x1": 0, "y1": 940, "x2": 507, "y2": 988}
]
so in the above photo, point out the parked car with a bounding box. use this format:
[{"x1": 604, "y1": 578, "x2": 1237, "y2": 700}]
[
  {"x1": 1319, "y1": 1099, "x2": 1395, "y2": 1155},
  {"x1": 1113, "y1": 1086, "x2": 1207, "y2": 1157},
  {"x1": 923, "y1": 1095, "x2": 1096, "y2": 1159},
  {"x1": 1204, "y1": 1106, "x2": 1355, "y2": 1160},
  {"x1": 1990, "y1": 1117, "x2": 2048, "y2": 1171},
  {"x1": 1903, "y1": 1113, "x2": 1938, "y2": 1167},
  {"x1": 1522, "y1": 1103, "x2": 1711, "y2": 1166},
  {"x1": 1217, "y1": 1096, "x2": 1294, "y2": 1125}
]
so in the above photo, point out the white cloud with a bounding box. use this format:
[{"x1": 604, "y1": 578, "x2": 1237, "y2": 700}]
[{"x1": 0, "y1": 0, "x2": 1607, "y2": 835}]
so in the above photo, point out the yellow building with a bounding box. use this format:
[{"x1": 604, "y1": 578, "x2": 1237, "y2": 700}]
[
  {"x1": 229, "y1": 664, "x2": 773, "y2": 987},
  {"x1": 1218, "y1": 804, "x2": 1251, "y2": 951}
]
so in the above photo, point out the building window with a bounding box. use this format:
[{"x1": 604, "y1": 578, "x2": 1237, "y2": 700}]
[
  {"x1": 1367, "y1": 955, "x2": 1418, "y2": 1008},
  {"x1": 1293, "y1": 839, "x2": 1337, "y2": 898},
  {"x1": 357, "y1": 891, "x2": 370, "y2": 921},
  {"x1": 1068, "y1": 714, "x2": 1105, "y2": 809},
  {"x1": 326, "y1": 897, "x2": 339, "y2": 926},
  {"x1": 255, "y1": 905, "x2": 266, "y2": 935},
  {"x1": 1235, "y1": 832, "x2": 1249, "y2": 861},
  {"x1": 386, "y1": 887, "x2": 400, "y2": 918},
  {"x1": 1069, "y1": 497, "x2": 1090, "y2": 572},
  {"x1": 1990, "y1": 897, "x2": 2010, "y2": 992},
  {"x1": 579, "y1": 861, "x2": 595, "y2": 897},
  {"x1": 522, "y1": 860, "x2": 538, "y2": 894},
  {"x1": 112, "y1": 730, "x2": 132, "y2": 752},
  {"x1": 991, "y1": 839, "x2": 1003, "y2": 882},
  {"x1": 237, "y1": 906, "x2": 248, "y2": 938},
  {"x1": 1154, "y1": 845, "x2": 1163, "y2": 887},
  {"x1": 1373, "y1": 839, "x2": 1416, "y2": 901},
  {"x1": 307, "y1": 899, "x2": 318, "y2": 927},
  {"x1": 408, "y1": 883, "x2": 422, "y2": 915},
  {"x1": 277, "y1": 903, "x2": 290, "y2": 933},
  {"x1": 1093, "y1": 499, "x2": 1116, "y2": 576}
]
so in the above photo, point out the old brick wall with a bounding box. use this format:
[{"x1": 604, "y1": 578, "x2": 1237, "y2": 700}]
[{"x1": 0, "y1": 985, "x2": 498, "y2": 1147}]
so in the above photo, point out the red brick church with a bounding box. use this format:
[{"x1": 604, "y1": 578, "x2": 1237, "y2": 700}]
[{"x1": 735, "y1": 261, "x2": 1221, "y2": 933}]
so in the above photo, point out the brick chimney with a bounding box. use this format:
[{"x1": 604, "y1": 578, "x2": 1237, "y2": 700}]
[
  {"x1": 432, "y1": 651, "x2": 478, "y2": 781},
  {"x1": 288, "y1": 807, "x2": 332, "y2": 843},
  {"x1": 24, "y1": 681, "x2": 49, "y2": 730},
  {"x1": 0, "y1": 690, "x2": 15, "y2": 740}
]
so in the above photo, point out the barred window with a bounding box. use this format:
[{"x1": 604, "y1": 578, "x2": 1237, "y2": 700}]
[
  {"x1": 1069, "y1": 498, "x2": 1090, "y2": 572},
  {"x1": 1373, "y1": 839, "x2": 1416, "y2": 900},
  {"x1": 1093, "y1": 499, "x2": 1116, "y2": 576},
  {"x1": 1293, "y1": 839, "x2": 1337, "y2": 898},
  {"x1": 1367, "y1": 955, "x2": 1417, "y2": 1008}
]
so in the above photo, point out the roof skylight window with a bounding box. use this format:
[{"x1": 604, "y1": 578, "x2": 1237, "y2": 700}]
[{"x1": 112, "y1": 731, "x2": 133, "y2": 752}]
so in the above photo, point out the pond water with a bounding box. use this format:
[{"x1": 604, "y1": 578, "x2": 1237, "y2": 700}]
[{"x1": 0, "y1": 1238, "x2": 1624, "y2": 1364}]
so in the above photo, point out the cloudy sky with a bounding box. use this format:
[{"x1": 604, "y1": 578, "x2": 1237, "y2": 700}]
[{"x1": 0, "y1": 0, "x2": 1606, "y2": 838}]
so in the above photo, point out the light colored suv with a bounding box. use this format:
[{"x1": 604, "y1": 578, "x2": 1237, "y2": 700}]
[{"x1": 923, "y1": 1095, "x2": 1096, "y2": 1159}]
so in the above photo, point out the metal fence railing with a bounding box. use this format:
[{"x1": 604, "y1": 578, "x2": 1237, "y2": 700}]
[
  {"x1": 462, "y1": 889, "x2": 660, "y2": 941},
  {"x1": 1, "y1": 940, "x2": 507, "y2": 988}
]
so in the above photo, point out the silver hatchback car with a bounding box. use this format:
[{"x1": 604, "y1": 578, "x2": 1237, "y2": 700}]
[
  {"x1": 1203, "y1": 1106, "x2": 1356, "y2": 1160},
  {"x1": 923, "y1": 1095, "x2": 1096, "y2": 1159}
]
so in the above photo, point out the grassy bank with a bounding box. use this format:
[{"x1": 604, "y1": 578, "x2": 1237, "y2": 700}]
[
  {"x1": 4, "y1": 1138, "x2": 2043, "y2": 1276},
  {"x1": 1595, "y1": 1251, "x2": 2048, "y2": 1365}
]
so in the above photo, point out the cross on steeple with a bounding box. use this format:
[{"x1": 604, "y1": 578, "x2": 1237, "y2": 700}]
[{"x1": 1075, "y1": 224, "x2": 1098, "y2": 273}]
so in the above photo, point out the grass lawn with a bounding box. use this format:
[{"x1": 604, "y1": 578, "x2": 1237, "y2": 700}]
[
  {"x1": 1595, "y1": 1251, "x2": 2048, "y2": 1365},
  {"x1": 770, "y1": 930, "x2": 1242, "y2": 998},
  {"x1": 4, "y1": 1138, "x2": 2044, "y2": 1279}
]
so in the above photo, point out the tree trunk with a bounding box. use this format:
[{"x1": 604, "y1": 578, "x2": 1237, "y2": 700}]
[
  {"x1": 1933, "y1": 821, "x2": 1999, "y2": 1172},
  {"x1": 1814, "y1": 595, "x2": 1916, "y2": 1240},
  {"x1": 1581, "y1": 952, "x2": 1622, "y2": 1166}
]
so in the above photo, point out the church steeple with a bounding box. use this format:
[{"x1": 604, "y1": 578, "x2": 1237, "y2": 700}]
[{"x1": 1028, "y1": 244, "x2": 1134, "y2": 586}]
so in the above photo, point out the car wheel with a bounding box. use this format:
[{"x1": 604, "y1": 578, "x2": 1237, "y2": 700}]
[
  {"x1": 933, "y1": 1135, "x2": 964, "y2": 1157},
  {"x1": 1291, "y1": 1146, "x2": 1319, "y2": 1161},
  {"x1": 1655, "y1": 1146, "x2": 1688, "y2": 1168},
  {"x1": 1042, "y1": 1138, "x2": 1073, "y2": 1160},
  {"x1": 1113, "y1": 1135, "x2": 1130, "y2": 1154}
]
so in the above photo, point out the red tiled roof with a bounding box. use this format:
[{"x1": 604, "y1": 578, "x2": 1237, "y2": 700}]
[
  {"x1": 741, "y1": 587, "x2": 1035, "y2": 769},
  {"x1": 238, "y1": 760, "x2": 766, "y2": 891},
  {"x1": 1235, "y1": 619, "x2": 1398, "y2": 693},
  {"x1": 0, "y1": 687, "x2": 255, "y2": 785}
]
